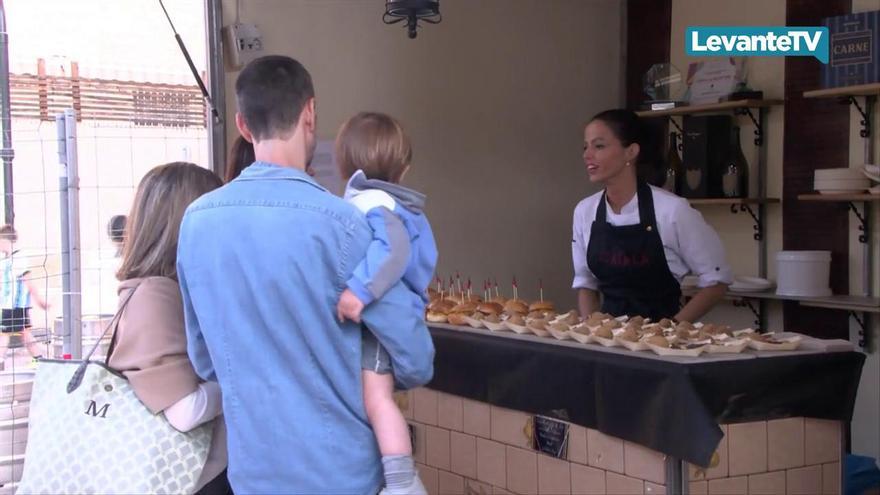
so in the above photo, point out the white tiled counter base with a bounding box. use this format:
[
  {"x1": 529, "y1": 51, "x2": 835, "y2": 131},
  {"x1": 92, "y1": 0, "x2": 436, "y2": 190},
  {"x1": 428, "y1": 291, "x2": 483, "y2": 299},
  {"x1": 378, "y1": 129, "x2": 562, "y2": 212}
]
[{"x1": 397, "y1": 388, "x2": 842, "y2": 495}]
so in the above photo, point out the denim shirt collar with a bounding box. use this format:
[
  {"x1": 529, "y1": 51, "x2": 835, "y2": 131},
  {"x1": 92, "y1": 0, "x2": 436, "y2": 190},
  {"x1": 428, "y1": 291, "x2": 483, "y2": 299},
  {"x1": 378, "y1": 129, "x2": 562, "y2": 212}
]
[{"x1": 237, "y1": 161, "x2": 328, "y2": 193}]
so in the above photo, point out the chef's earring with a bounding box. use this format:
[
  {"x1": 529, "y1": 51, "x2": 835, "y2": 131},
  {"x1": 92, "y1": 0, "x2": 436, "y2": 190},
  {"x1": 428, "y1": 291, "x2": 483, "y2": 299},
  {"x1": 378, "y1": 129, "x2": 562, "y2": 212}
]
[{"x1": 625, "y1": 161, "x2": 631, "y2": 167}]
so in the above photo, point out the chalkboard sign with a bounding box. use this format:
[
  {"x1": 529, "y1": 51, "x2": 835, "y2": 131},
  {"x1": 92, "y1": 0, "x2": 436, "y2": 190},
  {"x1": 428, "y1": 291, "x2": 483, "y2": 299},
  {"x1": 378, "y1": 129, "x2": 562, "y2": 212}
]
[{"x1": 532, "y1": 415, "x2": 569, "y2": 459}]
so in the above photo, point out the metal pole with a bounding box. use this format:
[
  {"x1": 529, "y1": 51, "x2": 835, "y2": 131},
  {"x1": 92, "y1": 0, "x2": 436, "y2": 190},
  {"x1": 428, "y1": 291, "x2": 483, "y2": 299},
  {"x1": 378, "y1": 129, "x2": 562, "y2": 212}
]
[
  {"x1": 664, "y1": 456, "x2": 685, "y2": 495},
  {"x1": 65, "y1": 109, "x2": 82, "y2": 359},
  {"x1": 56, "y1": 114, "x2": 71, "y2": 356},
  {"x1": 205, "y1": 0, "x2": 226, "y2": 176},
  {"x1": 57, "y1": 110, "x2": 82, "y2": 359},
  {"x1": 0, "y1": 0, "x2": 15, "y2": 225}
]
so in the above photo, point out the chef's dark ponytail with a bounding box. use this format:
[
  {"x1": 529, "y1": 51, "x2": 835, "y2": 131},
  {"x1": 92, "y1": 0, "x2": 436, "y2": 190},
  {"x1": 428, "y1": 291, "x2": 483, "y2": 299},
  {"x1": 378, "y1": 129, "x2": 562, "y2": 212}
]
[{"x1": 589, "y1": 109, "x2": 664, "y2": 186}]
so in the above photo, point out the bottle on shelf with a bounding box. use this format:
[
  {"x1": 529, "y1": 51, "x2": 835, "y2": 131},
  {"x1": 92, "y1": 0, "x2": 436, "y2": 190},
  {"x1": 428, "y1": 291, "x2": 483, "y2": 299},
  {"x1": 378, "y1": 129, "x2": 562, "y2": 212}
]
[
  {"x1": 722, "y1": 126, "x2": 749, "y2": 198},
  {"x1": 663, "y1": 132, "x2": 683, "y2": 194}
]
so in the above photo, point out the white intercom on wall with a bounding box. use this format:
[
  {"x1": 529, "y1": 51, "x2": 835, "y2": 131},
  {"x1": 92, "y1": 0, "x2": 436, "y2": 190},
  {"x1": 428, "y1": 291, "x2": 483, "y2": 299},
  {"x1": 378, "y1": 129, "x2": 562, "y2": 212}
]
[{"x1": 223, "y1": 22, "x2": 263, "y2": 70}]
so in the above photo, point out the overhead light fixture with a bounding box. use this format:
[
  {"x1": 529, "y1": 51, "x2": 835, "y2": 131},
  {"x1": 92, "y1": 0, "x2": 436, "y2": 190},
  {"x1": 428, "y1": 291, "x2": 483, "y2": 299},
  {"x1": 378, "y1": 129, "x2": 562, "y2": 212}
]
[{"x1": 383, "y1": 0, "x2": 441, "y2": 39}]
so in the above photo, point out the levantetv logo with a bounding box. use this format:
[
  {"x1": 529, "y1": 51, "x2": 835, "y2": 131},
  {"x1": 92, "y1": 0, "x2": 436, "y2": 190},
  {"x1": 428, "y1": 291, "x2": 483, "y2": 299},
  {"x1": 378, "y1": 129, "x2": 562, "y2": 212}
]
[{"x1": 686, "y1": 27, "x2": 829, "y2": 63}]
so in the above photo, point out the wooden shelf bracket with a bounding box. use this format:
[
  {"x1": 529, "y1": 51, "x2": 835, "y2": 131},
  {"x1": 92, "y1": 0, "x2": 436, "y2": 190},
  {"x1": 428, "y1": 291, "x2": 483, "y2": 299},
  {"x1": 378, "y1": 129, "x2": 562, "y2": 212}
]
[
  {"x1": 734, "y1": 107, "x2": 763, "y2": 145},
  {"x1": 842, "y1": 96, "x2": 872, "y2": 138},
  {"x1": 730, "y1": 203, "x2": 763, "y2": 241},
  {"x1": 846, "y1": 202, "x2": 869, "y2": 244}
]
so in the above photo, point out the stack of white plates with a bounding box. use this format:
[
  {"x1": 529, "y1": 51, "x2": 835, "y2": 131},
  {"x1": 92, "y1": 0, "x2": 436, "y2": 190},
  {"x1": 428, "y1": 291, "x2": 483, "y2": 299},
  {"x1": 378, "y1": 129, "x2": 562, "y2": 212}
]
[
  {"x1": 865, "y1": 164, "x2": 880, "y2": 195},
  {"x1": 730, "y1": 276, "x2": 774, "y2": 292},
  {"x1": 814, "y1": 168, "x2": 870, "y2": 194}
]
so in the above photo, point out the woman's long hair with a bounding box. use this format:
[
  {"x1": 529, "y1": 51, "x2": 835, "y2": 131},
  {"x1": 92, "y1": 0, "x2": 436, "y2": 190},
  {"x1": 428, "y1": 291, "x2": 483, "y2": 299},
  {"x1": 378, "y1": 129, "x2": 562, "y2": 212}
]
[
  {"x1": 225, "y1": 135, "x2": 255, "y2": 183},
  {"x1": 117, "y1": 162, "x2": 223, "y2": 281}
]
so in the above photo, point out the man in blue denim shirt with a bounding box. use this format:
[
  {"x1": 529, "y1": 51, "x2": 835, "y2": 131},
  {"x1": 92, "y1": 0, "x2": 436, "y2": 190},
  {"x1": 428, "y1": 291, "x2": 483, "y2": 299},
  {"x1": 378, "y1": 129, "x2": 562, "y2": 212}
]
[{"x1": 177, "y1": 56, "x2": 434, "y2": 494}]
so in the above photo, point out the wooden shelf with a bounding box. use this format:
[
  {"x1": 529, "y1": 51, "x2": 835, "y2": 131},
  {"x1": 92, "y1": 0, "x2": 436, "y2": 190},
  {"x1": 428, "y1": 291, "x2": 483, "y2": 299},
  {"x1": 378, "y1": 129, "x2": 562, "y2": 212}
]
[
  {"x1": 803, "y1": 83, "x2": 880, "y2": 99},
  {"x1": 688, "y1": 198, "x2": 780, "y2": 206},
  {"x1": 800, "y1": 295, "x2": 880, "y2": 313},
  {"x1": 683, "y1": 288, "x2": 880, "y2": 313},
  {"x1": 636, "y1": 99, "x2": 784, "y2": 118},
  {"x1": 798, "y1": 193, "x2": 880, "y2": 202}
]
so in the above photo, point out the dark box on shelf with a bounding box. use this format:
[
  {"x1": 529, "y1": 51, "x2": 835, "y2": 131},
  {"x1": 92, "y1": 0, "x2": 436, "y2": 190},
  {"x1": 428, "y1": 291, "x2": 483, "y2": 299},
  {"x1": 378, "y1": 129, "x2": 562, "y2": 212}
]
[
  {"x1": 822, "y1": 10, "x2": 880, "y2": 88},
  {"x1": 681, "y1": 115, "x2": 732, "y2": 199}
]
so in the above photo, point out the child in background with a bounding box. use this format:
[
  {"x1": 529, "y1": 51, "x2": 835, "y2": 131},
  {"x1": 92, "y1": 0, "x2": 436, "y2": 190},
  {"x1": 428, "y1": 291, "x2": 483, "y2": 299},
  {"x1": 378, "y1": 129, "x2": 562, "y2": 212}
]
[
  {"x1": 0, "y1": 225, "x2": 50, "y2": 362},
  {"x1": 335, "y1": 112, "x2": 437, "y2": 495}
]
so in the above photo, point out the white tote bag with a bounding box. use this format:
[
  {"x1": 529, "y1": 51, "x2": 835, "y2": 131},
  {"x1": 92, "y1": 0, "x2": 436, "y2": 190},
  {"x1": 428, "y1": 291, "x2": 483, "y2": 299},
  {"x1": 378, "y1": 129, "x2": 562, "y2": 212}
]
[{"x1": 18, "y1": 290, "x2": 213, "y2": 494}]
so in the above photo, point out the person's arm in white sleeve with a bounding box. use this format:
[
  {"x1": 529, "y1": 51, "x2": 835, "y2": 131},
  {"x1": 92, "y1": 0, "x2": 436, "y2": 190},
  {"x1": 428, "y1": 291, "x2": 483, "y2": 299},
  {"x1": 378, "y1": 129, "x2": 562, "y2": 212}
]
[
  {"x1": 672, "y1": 201, "x2": 731, "y2": 322},
  {"x1": 572, "y1": 205, "x2": 600, "y2": 318},
  {"x1": 163, "y1": 381, "x2": 222, "y2": 433}
]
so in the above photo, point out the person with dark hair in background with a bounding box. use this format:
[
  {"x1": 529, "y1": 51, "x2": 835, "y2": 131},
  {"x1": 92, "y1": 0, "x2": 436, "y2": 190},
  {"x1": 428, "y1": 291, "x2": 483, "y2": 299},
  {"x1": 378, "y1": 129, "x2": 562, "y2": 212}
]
[
  {"x1": 177, "y1": 55, "x2": 434, "y2": 493},
  {"x1": 572, "y1": 109, "x2": 731, "y2": 323},
  {"x1": 107, "y1": 214, "x2": 126, "y2": 256},
  {"x1": 224, "y1": 136, "x2": 255, "y2": 183},
  {"x1": 225, "y1": 134, "x2": 316, "y2": 183}
]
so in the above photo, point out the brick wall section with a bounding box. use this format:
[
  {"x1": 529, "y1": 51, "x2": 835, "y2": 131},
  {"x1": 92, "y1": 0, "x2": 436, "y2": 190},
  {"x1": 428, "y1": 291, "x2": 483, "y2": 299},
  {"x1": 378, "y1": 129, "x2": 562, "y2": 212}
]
[{"x1": 396, "y1": 389, "x2": 842, "y2": 495}]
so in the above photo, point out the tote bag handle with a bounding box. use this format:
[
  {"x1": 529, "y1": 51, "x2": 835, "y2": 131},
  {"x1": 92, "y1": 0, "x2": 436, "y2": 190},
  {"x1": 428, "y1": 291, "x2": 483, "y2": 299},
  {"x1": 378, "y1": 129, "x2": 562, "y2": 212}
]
[{"x1": 66, "y1": 287, "x2": 137, "y2": 394}]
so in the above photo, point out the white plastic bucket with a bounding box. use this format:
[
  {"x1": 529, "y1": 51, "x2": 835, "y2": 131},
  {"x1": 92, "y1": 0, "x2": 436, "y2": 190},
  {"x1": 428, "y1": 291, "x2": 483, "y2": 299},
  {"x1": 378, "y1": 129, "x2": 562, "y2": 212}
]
[{"x1": 776, "y1": 250, "x2": 832, "y2": 297}]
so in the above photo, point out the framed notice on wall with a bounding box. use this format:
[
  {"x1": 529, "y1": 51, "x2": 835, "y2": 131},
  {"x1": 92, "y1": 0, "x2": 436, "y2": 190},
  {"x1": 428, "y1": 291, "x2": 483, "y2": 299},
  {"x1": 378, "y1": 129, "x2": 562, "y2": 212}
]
[
  {"x1": 532, "y1": 415, "x2": 570, "y2": 459},
  {"x1": 685, "y1": 59, "x2": 740, "y2": 105}
]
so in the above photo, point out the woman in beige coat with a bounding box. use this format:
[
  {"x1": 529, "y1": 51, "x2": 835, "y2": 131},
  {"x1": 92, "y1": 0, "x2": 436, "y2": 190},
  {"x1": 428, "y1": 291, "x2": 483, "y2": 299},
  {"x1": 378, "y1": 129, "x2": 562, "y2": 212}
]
[{"x1": 107, "y1": 162, "x2": 228, "y2": 494}]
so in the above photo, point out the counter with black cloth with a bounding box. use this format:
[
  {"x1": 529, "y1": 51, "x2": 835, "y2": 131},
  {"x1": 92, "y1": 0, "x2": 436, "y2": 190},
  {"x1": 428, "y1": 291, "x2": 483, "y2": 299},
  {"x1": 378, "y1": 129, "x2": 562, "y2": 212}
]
[{"x1": 425, "y1": 324, "x2": 864, "y2": 468}]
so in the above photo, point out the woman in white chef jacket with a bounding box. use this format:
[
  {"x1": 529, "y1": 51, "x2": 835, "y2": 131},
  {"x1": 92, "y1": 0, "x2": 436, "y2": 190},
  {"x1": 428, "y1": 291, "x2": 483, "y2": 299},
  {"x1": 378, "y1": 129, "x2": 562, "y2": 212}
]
[{"x1": 572, "y1": 109, "x2": 732, "y2": 322}]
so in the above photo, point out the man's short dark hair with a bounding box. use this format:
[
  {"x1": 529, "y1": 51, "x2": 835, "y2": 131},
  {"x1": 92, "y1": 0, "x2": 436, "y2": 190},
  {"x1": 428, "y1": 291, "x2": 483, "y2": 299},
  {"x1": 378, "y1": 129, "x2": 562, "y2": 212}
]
[{"x1": 235, "y1": 56, "x2": 315, "y2": 141}]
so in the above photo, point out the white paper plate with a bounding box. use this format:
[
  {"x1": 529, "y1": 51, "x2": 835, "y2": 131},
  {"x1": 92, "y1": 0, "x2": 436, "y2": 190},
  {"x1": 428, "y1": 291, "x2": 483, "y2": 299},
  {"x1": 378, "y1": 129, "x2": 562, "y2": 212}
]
[
  {"x1": 529, "y1": 327, "x2": 551, "y2": 338},
  {"x1": 462, "y1": 316, "x2": 485, "y2": 329},
  {"x1": 733, "y1": 328, "x2": 757, "y2": 337},
  {"x1": 748, "y1": 335, "x2": 802, "y2": 351},
  {"x1": 865, "y1": 164, "x2": 880, "y2": 175},
  {"x1": 706, "y1": 339, "x2": 749, "y2": 354},
  {"x1": 483, "y1": 320, "x2": 507, "y2": 332},
  {"x1": 504, "y1": 321, "x2": 530, "y2": 334},
  {"x1": 646, "y1": 342, "x2": 706, "y2": 357},
  {"x1": 617, "y1": 337, "x2": 649, "y2": 351},
  {"x1": 863, "y1": 170, "x2": 880, "y2": 183},
  {"x1": 569, "y1": 331, "x2": 593, "y2": 344},
  {"x1": 593, "y1": 336, "x2": 619, "y2": 347},
  {"x1": 526, "y1": 322, "x2": 551, "y2": 337},
  {"x1": 548, "y1": 328, "x2": 571, "y2": 341}
]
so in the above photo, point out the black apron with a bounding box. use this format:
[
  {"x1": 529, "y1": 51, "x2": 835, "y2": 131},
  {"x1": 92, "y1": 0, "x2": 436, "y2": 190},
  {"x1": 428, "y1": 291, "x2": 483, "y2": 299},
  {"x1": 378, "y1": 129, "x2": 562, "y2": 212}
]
[{"x1": 586, "y1": 182, "x2": 681, "y2": 320}]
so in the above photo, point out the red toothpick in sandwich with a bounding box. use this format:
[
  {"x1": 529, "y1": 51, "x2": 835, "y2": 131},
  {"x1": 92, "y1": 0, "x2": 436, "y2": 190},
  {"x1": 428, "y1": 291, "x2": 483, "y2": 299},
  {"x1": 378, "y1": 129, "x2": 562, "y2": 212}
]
[
  {"x1": 494, "y1": 278, "x2": 500, "y2": 298},
  {"x1": 449, "y1": 276, "x2": 455, "y2": 296},
  {"x1": 512, "y1": 276, "x2": 518, "y2": 301},
  {"x1": 539, "y1": 278, "x2": 544, "y2": 302},
  {"x1": 456, "y1": 272, "x2": 462, "y2": 295},
  {"x1": 467, "y1": 278, "x2": 472, "y2": 300}
]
